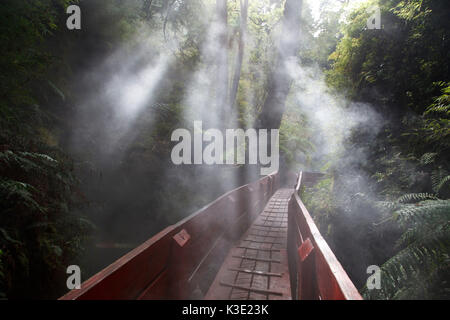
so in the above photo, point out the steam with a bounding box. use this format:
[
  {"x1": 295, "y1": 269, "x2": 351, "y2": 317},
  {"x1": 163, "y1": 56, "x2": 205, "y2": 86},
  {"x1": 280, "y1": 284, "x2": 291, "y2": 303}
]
[
  {"x1": 281, "y1": 43, "x2": 387, "y2": 289},
  {"x1": 182, "y1": 16, "x2": 234, "y2": 128},
  {"x1": 286, "y1": 60, "x2": 383, "y2": 164},
  {"x1": 70, "y1": 31, "x2": 173, "y2": 164},
  {"x1": 65, "y1": 0, "x2": 384, "y2": 291},
  {"x1": 175, "y1": 7, "x2": 242, "y2": 193},
  {"x1": 279, "y1": 54, "x2": 386, "y2": 218}
]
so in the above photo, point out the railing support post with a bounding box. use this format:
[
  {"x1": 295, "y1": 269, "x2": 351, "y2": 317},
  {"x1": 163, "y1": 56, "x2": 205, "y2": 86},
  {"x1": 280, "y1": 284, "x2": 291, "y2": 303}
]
[
  {"x1": 170, "y1": 229, "x2": 192, "y2": 299},
  {"x1": 298, "y1": 238, "x2": 317, "y2": 299}
]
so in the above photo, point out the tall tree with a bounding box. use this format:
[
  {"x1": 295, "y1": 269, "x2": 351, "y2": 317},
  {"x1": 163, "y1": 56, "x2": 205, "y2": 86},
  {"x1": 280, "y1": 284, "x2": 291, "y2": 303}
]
[
  {"x1": 229, "y1": 0, "x2": 249, "y2": 111},
  {"x1": 216, "y1": 0, "x2": 229, "y2": 118},
  {"x1": 255, "y1": 0, "x2": 303, "y2": 130},
  {"x1": 142, "y1": 0, "x2": 153, "y2": 19}
]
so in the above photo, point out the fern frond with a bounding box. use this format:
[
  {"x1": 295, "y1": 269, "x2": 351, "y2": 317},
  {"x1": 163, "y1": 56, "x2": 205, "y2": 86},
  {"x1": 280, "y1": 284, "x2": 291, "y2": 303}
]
[
  {"x1": 436, "y1": 175, "x2": 450, "y2": 195},
  {"x1": 393, "y1": 200, "x2": 450, "y2": 227},
  {"x1": 0, "y1": 179, "x2": 46, "y2": 214},
  {"x1": 424, "y1": 103, "x2": 450, "y2": 117},
  {"x1": 397, "y1": 193, "x2": 438, "y2": 204},
  {"x1": 424, "y1": 83, "x2": 450, "y2": 117},
  {"x1": 431, "y1": 168, "x2": 449, "y2": 193},
  {"x1": 419, "y1": 152, "x2": 437, "y2": 165},
  {"x1": 364, "y1": 196, "x2": 450, "y2": 300},
  {"x1": 375, "y1": 200, "x2": 398, "y2": 210},
  {"x1": 364, "y1": 222, "x2": 450, "y2": 299}
]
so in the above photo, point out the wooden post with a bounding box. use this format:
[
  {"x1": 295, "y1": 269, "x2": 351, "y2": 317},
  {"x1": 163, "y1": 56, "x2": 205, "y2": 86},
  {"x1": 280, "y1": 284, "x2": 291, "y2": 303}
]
[
  {"x1": 298, "y1": 238, "x2": 317, "y2": 299},
  {"x1": 170, "y1": 229, "x2": 191, "y2": 299}
]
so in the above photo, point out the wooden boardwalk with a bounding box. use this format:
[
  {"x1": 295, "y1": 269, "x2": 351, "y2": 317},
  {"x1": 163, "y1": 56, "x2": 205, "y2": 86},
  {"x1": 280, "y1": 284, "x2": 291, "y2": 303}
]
[
  {"x1": 205, "y1": 189, "x2": 293, "y2": 300},
  {"x1": 60, "y1": 172, "x2": 362, "y2": 300}
]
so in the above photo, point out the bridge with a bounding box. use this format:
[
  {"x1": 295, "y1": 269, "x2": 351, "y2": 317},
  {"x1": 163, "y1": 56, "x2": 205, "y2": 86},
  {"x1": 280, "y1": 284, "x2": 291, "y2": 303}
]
[{"x1": 60, "y1": 171, "x2": 362, "y2": 300}]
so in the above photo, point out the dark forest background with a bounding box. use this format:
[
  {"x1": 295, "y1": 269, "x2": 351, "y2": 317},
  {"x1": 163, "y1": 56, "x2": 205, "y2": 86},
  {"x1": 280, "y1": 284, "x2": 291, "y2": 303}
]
[{"x1": 0, "y1": 0, "x2": 449, "y2": 299}]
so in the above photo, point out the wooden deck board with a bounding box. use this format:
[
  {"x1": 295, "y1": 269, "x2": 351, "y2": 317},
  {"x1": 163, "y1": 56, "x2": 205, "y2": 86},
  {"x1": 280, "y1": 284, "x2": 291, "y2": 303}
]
[{"x1": 205, "y1": 189, "x2": 293, "y2": 300}]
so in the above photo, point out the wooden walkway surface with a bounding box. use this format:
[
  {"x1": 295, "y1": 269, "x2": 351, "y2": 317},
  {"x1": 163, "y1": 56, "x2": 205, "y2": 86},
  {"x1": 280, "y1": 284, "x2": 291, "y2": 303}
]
[{"x1": 205, "y1": 189, "x2": 293, "y2": 300}]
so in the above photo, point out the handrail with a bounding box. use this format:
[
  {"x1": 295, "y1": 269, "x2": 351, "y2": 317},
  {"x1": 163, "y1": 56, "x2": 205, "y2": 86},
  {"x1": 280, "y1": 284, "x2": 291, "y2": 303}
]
[
  {"x1": 60, "y1": 170, "x2": 361, "y2": 300},
  {"x1": 287, "y1": 171, "x2": 363, "y2": 300},
  {"x1": 60, "y1": 171, "x2": 279, "y2": 300}
]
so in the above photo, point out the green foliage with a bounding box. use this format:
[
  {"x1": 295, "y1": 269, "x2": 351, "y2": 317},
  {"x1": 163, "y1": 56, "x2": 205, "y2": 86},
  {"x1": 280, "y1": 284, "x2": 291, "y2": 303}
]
[
  {"x1": 0, "y1": 0, "x2": 447, "y2": 301},
  {"x1": 327, "y1": 0, "x2": 449, "y2": 114},
  {"x1": 311, "y1": 0, "x2": 450, "y2": 300},
  {"x1": 424, "y1": 83, "x2": 450, "y2": 118},
  {"x1": 301, "y1": 1, "x2": 344, "y2": 68},
  {"x1": 301, "y1": 174, "x2": 335, "y2": 233},
  {"x1": 0, "y1": 0, "x2": 94, "y2": 299},
  {"x1": 360, "y1": 86, "x2": 450, "y2": 298},
  {"x1": 0, "y1": 150, "x2": 92, "y2": 299},
  {"x1": 363, "y1": 192, "x2": 450, "y2": 299},
  {"x1": 0, "y1": 0, "x2": 75, "y2": 124},
  {"x1": 279, "y1": 107, "x2": 315, "y2": 169}
]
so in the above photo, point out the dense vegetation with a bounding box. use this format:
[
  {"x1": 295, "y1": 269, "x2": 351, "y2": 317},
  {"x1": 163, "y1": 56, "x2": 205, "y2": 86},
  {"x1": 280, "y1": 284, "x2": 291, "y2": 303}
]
[
  {"x1": 303, "y1": 0, "x2": 450, "y2": 299},
  {"x1": 0, "y1": 0, "x2": 448, "y2": 299}
]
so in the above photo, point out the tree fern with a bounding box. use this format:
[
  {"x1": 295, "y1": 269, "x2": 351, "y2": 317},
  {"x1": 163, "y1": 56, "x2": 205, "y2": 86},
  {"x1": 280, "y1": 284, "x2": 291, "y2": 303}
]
[
  {"x1": 0, "y1": 179, "x2": 46, "y2": 214},
  {"x1": 0, "y1": 149, "x2": 92, "y2": 298},
  {"x1": 363, "y1": 196, "x2": 450, "y2": 299}
]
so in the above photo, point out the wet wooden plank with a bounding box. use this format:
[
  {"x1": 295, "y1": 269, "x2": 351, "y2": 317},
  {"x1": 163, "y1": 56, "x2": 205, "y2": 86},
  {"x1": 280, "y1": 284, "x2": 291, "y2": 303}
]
[{"x1": 205, "y1": 189, "x2": 293, "y2": 300}]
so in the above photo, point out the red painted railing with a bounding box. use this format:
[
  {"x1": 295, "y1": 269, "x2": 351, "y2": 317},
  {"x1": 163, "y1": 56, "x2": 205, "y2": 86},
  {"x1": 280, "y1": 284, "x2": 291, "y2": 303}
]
[
  {"x1": 60, "y1": 172, "x2": 279, "y2": 300},
  {"x1": 60, "y1": 170, "x2": 361, "y2": 300},
  {"x1": 287, "y1": 172, "x2": 362, "y2": 300}
]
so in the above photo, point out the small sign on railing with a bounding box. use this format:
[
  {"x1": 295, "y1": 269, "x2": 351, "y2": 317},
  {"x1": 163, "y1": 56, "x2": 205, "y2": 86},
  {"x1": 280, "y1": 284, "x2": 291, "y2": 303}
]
[
  {"x1": 173, "y1": 229, "x2": 191, "y2": 247},
  {"x1": 298, "y1": 238, "x2": 314, "y2": 262}
]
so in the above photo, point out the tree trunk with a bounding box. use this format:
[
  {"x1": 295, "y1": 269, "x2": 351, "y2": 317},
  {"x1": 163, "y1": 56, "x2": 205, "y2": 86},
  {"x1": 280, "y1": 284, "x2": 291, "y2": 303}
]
[
  {"x1": 142, "y1": 0, "x2": 153, "y2": 19},
  {"x1": 216, "y1": 0, "x2": 229, "y2": 120},
  {"x1": 255, "y1": 0, "x2": 303, "y2": 130},
  {"x1": 230, "y1": 0, "x2": 249, "y2": 111}
]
